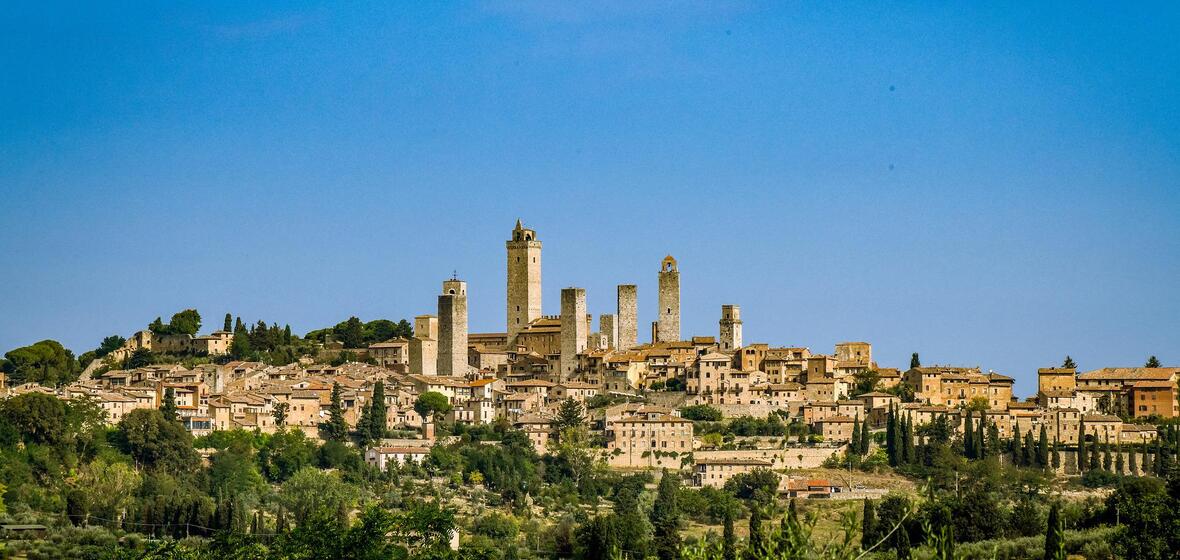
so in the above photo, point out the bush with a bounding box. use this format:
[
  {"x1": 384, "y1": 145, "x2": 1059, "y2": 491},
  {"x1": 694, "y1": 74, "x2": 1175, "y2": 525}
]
[
  {"x1": 681, "y1": 405, "x2": 723, "y2": 422},
  {"x1": 1080, "y1": 469, "x2": 1118, "y2": 488}
]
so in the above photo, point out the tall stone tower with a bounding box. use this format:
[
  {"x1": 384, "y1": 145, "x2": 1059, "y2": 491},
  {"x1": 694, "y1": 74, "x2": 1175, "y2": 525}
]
[
  {"x1": 560, "y1": 287, "x2": 587, "y2": 380},
  {"x1": 656, "y1": 255, "x2": 680, "y2": 343},
  {"x1": 617, "y1": 284, "x2": 638, "y2": 351},
  {"x1": 506, "y1": 220, "x2": 542, "y2": 343},
  {"x1": 409, "y1": 315, "x2": 438, "y2": 375},
  {"x1": 719, "y1": 305, "x2": 743, "y2": 351},
  {"x1": 599, "y1": 314, "x2": 618, "y2": 350},
  {"x1": 437, "y1": 279, "x2": 468, "y2": 376}
]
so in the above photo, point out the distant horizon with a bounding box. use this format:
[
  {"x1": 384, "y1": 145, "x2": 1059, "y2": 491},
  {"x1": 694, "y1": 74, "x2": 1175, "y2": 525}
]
[{"x1": 2, "y1": 3, "x2": 1178, "y2": 398}]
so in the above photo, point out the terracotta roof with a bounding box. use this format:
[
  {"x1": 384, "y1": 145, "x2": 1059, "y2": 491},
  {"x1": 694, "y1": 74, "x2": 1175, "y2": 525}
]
[{"x1": 1077, "y1": 367, "x2": 1177, "y2": 381}]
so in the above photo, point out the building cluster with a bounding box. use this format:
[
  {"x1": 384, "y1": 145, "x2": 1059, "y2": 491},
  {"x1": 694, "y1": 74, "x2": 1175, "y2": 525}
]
[{"x1": 2, "y1": 221, "x2": 1174, "y2": 482}]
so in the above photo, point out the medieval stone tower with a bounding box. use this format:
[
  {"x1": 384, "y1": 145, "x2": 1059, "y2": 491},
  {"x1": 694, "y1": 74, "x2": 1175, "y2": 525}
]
[
  {"x1": 409, "y1": 314, "x2": 438, "y2": 375},
  {"x1": 560, "y1": 287, "x2": 587, "y2": 380},
  {"x1": 656, "y1": 255, "x2": 680, "y2": 343},
  {"x1": 437, "y1": 278, "x2": 468, "y2": 376},
  {"x1": 506, "y1": 220, "x2": 542, "y2": 344},
  {"x1": 599, "y1": 313, "x2": 618, "y2": 350},
  {"x1": 719, "y1": 305, "x2": 743, "y2": 351},
  {"x1": 617, "y1": 284, "x2": 638, "y2": 351}
]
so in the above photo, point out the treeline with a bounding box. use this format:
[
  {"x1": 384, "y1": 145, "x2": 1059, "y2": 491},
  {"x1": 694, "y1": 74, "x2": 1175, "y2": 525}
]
[{"x1": 304, "y1": 316, "x2": 413, "y2": 349}]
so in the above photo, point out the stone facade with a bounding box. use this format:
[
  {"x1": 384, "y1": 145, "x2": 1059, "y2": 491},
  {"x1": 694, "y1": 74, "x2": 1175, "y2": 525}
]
[
  {"x1": 719, "y1": 304, "x2": 742, "y2": 351},
  {"x1": 560, "y1": 287, "x2": 587, "y2": 380},
  {"x1": 599, "y1": 314, "x2": 618, "y2": 350},
  {"x1": 506, "y1": 220, "x2": 542, "y2": 343},
  {"x1": 437, "y1": 280, "x2": 468, "y2": 376},
  {"x1": 656, "y1": 256, "x2": 680, "y2": 343},
  {"x1": 409, "y1": 315, "x2": 438, "y2": 376},
  {"x1": 617, "y1": 284, "x2": 638, "y2": 351}
]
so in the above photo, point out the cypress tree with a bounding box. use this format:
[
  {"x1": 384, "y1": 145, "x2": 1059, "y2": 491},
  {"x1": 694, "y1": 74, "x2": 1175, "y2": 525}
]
[
  {"x1": 1051, "y1": 437, "x2": 1061, "y2": 470},
  {"x1": 859, "y1": 413, "x2": 871, "y2": 455},
  {"x1": 1037, "y1": 424, "x2": 1049, "y2": 467},
  {"x1": 1154, "y1": 438, "x2": 1166, "y2": 476},
  {"x1": 223, "y1": 313, "x2": 233, "y2": 332},
  {"x1": 886, "y1": 405, "x2": 898, "y2": 466},
  {"x1": 1128, "y1": 444, "x2": 1138, "y2": 475},
  {"x1": 1143, "y1": 443, "x2": 1154, "y2": 474},
  {"x1": 1044, "y1": 502, "x2": 1064, "y2": 560},
  {"x1": 1023, "y1": 430, "x2": 1035, "y2": 467},
  {"x1": 368, "y1": 380, "x2": 387, "y2": 442},
  {"x1": 1012, "y1": 424, "x2": 1023, "y2": 466},
  {"x1": 322, "y1": 382, "x2": 348, "y2": 442},
  {"x1": 1115, "y1": 442, "x2": 1124, "y2": 474},
  {"x1": 1077, "y1": 418, "x2": 1087, "y2": 472},
  {"x1": 1102, "y1": 435, "x2": 1113, "y2": 471},
  {"x1": 1088, "y1": 439, "x2": 1100, "y2": 472},
  {"x1": 851, "y1": 414, "x2": 862, "y2": 455},
  {"x1": 910, "y1": 353, "x2": 921, "y2": 369},
  {"x1": 964, "y1": 410, "x2": 975, "y2": 459},
  {"x1": 861, "y1": 499, "x2": 876, "y2": 550},
  {"x1": 896, "y1": 525, "x2": 911, "y2": 560},
  {"x1": 722, "y1": 508, "x2": 736, "y2": 560},
  {"x1": 652, "y1": 470, "x2": 682, "y2": 560},
  {"x1": 988, "y1": 422, "x2": 1000, "y2": 459},
  {"x1": 747, "y1": 506, "x2": 764, "y2": 559},
  {"x1": 161, "y1": 387, "x2": 178, "y2": 422},
  {"x1": 901, "y1": 416, "x2": 915, "y2": 464}
]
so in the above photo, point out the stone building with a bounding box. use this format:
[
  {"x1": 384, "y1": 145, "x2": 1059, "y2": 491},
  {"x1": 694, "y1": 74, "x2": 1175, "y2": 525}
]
[
  {"x1": 506, "y1": 220, "x2": 542, "y2": 343},
  {"x1": 599, "y1": 314, "x2": 618, "y2": 350},
  {"x1": 409, "y1": 315, "x2": 438, "y2": 376},
  {"x1": 369, "y1": 338, "x2": 409, "y2": 368},
  {"x1": 693, "y1": 458, "x2": 772, "y2": 488},
  {"x1": 617, "y1": 284, "x2": 638, "y2": 351},
  {"x1": 560, "y1": 287, "x2": 587, "y2": 380},
  {"x1": 607, "y1": 411, "x2": 693, "y2": 468},
  {"x1": 1038, "y1": 367, "x2": 1077, "y2": 394},
  {"x1": 656, "y1": 256, "x2": 680, "y2": 343},
  {"x1": 719, "y1": 304, "x2": 742, "y2": 351},
  {"x1": 437, "y1": 279, "x2": 468, "y2": 376}
]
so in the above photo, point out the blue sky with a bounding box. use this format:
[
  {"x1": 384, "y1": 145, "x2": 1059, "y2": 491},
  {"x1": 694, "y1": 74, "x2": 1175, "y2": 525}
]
[{"x1": 2, "y1": 2, "x2": 1178, "y2": 396}]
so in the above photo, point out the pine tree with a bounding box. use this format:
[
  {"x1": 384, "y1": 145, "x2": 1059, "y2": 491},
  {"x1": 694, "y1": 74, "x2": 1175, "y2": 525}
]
[
  {"x1": 1145, "y1": 356, "x2": 1161, "y2": 368},
  {"x1": 910, "y1": 353, "x2": 921, "y2": 369},
  {"x1": 1037, "y1": 424, "x2": 1049, "y2": 467},
  {"x1": 1044, "y1": 502, "x2": 1064, "y2": 560},
  {"x1": 161, "y1": 387, "x2": 178, "y2": 422},
  {"x1": 1062, "y1": 356, "x2": 1077, "y2": 369},
  {"x1": 651, "y1": 470, "x2": 682, "y2": 560},
  {"x1": 861, "y1": 499, "x2": 876, "y2": 550}
]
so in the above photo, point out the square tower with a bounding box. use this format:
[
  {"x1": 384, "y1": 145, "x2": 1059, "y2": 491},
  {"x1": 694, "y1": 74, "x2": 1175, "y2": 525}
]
[
  {"x1": 617, "y1": 284, "x2": 638, "y2": 351},
  {"x1": 506, "y1": 220, "x2": 542, "y2": 343},
  {"x1": 560, "y1": 287, "x2": 587, "y2": 380},
  {"x1": 720, "y1": 304, "x2": 742, "y2": 351},
  {"x1": 599, "y1": 314, "x2": 618, "y2": 350},
  {"x1": 409, "y1": 315, "x2": 438, "y2": 376},
  {"x1": 656, "y1": 255, "x2": 680, "y2": 343},
  {"x1": 438, "y1": 279, "x2": 468, "y2": 376}
]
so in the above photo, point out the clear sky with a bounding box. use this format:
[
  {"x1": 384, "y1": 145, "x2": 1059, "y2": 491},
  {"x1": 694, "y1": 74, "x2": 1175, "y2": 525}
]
[{"x1": 2, "y1": 2, "x2": 1178, "y2": 396}]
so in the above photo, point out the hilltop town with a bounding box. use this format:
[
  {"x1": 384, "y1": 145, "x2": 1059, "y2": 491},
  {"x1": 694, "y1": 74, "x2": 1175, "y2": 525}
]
[
  {"x1": 2, "y1": 221, "x2": 1174, "y2": 474},
  {"x1": 0, "y1": 221, "x2": 1177, "y2": 559}
]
